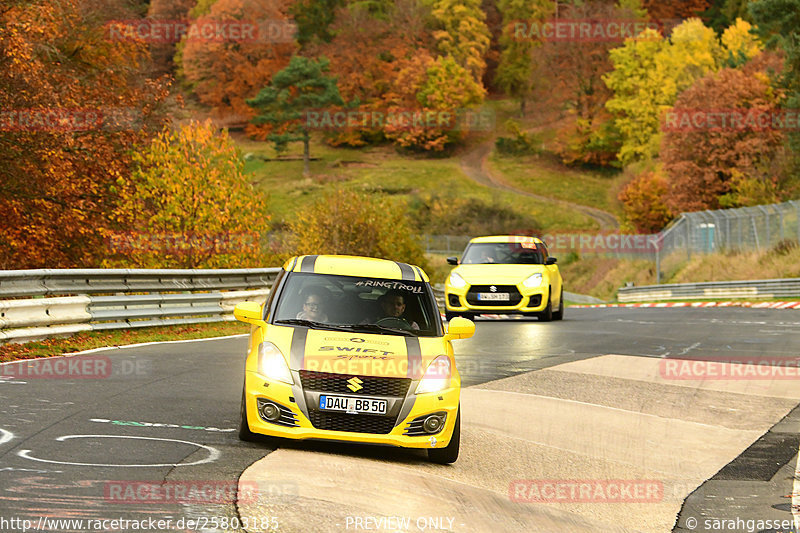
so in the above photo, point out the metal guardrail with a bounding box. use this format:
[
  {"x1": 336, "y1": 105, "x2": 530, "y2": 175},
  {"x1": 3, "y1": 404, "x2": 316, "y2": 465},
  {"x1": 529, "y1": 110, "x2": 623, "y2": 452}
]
[
  {"x1": 617, "y1": 278, "x2": 800, "y2": 302},
  {"x1": 0, "y1": 269, "x2": 280, "y2": 344}
]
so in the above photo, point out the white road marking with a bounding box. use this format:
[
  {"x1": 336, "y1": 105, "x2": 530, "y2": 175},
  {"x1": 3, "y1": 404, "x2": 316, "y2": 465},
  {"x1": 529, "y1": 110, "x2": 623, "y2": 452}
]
[
  {"x1": 0, "y1": 428, "x2": 13, "y2": 445},
  {"x1": 17, "y1": 435, "x2": 220, "y2": 467}
]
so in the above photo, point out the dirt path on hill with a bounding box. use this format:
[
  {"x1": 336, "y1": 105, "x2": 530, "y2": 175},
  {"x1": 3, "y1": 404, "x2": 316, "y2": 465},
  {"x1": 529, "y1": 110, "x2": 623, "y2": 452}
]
[{"x1": 460, "y1": 140, "x2": 620, "y2": 230}]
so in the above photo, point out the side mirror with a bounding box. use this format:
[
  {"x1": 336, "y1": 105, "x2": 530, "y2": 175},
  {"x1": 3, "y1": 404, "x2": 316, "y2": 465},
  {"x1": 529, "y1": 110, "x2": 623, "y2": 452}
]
[
  {"x1": 445, "y1": 317, "x2": 475, "y2": 340},
  {"x1": 546, "y1": 257, "x2": 557, "y2": 265},
  {"x1": 446, "y1": 256, "x2": 459, "y2": 265},
  {"x1": 234, "y1": 301, "x2": 263, "y2": 324}
]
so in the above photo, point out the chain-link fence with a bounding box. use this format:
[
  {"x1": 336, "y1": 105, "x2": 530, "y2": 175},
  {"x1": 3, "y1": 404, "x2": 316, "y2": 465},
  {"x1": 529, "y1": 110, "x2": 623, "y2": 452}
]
[{"x1": 422, "y1": 200, "x2": 800, "y2": 283}]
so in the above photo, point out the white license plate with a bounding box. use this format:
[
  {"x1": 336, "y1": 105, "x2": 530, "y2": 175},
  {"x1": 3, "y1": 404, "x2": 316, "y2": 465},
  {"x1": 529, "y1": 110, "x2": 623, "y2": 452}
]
[
  {"x1": 319, "y1": 395, "x2": 388, "y2": 415},
  {"x1": 478, "y1": 292, "x2": 510, "y2": 301}
]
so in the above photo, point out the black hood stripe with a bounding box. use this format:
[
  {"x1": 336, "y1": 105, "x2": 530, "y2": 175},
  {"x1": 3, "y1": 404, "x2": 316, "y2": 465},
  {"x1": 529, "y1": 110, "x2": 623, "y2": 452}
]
[
  {"x1": 396, "y1": 262, "x2": 416, "y2": 281},
  {"x1": 289, "y1": 327, "x2": 308, "y2": 370},
  {"x1": 404, "y1": 337, "x2": 422, "y2": 379},
  {"x1": 299, "y1": 255, "x2": 318, "y2": 272}
]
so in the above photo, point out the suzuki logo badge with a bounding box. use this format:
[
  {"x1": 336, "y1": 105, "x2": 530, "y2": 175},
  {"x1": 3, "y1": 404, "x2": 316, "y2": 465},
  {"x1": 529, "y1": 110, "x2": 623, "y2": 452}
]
[{"x1": 347, "y1": 376, "x2": 363, "y2": 392}]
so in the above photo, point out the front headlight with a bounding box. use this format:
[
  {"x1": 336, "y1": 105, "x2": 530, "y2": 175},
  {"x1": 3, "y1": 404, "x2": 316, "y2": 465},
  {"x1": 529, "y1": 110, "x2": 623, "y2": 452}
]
[
  {"x1": 448, "y1": 272, "x2": 467, "y2": 289},
  {"x1": 257, "y1": 342, "x2": 293, "y2": 384},
  {"x1": 415, "y1": 355, "x2": 451, "y2": 394},
  {"x1": 522, "y1": 272, "x2": 543, "y2": 288}
]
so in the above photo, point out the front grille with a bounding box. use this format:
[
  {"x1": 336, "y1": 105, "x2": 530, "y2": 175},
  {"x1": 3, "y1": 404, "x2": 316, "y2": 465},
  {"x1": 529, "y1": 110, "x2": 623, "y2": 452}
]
[
  {"x1": 466, "y1": 285, "x2": 523, "y2": 306},
  {"x1": 308, "y1": 411, "x2": 396, "y2": 434},
  {"x1": 299, "y1": 370, "x2": 411, "y2": 397}
]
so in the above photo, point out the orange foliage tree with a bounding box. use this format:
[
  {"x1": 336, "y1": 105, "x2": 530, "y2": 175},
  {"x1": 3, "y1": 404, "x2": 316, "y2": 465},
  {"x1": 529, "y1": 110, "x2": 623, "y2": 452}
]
[
  {"x1": 0, "y1": 0, "x2": 170, "y2": 269},
  {"x1": 618, "y1": 171, "x2": 674, "y2": 233},
  {"x1": 180, "y1": 0, "x2": 297, "y2": 129},
  {"x1": 661, "y1": 53, "x2": 789, "y2": 212},
  {"x1": 108, "y1": 120, "x2": 271, "y2": 268}
]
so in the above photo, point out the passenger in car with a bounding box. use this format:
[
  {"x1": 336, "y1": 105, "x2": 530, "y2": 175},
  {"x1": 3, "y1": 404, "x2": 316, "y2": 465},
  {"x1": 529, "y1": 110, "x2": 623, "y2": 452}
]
[{"x1": 296, "y1": 286, "x2": 331, "y2": 323}]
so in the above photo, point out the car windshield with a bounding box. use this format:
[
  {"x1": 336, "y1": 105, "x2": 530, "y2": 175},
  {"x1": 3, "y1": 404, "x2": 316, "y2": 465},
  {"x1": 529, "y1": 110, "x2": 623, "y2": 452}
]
[
  {"x1": 271, "y1": 273, "x2": 441, "y2": 337},
  {"x1": 461, "y1": 242, "x2": 545, "y2": 265}
]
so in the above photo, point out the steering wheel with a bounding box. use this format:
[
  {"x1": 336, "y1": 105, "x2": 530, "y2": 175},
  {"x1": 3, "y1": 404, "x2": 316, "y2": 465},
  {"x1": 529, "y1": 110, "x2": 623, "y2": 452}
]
[{"x1": 376, "y1": 316, "x2": 411, "y2": 329}]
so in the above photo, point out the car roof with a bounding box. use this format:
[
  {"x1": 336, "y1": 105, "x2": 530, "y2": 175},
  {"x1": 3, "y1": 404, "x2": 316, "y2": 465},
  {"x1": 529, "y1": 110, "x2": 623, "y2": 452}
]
[
  {"x1": 283, "y1": 255, "x2": 430, "y2": 282},
  {"x1": 468, "y1": 235, "x2": 544, "y2": 245}
]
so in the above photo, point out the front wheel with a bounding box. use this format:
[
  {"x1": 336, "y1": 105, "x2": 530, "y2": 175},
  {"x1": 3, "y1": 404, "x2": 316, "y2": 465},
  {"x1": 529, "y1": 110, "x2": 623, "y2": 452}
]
[
  {"x1": 553, "y1": 289, "x2": 564, "y2": 321},
  {"x1": 238, "y1": 390, "x2": 258, "y2": 442},
  {"x1": 538, "y1": 291, "x2": 553, "y2": 322},
  {"x1": 428, "y1": 408, "x2": 460, "y2": 464}
]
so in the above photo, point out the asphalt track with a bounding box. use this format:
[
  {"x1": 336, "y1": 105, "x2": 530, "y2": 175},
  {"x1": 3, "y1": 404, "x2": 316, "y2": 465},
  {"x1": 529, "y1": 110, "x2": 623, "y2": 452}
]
[{"x1": 0, "y1": 307, "x2": 799, "y2": 532}]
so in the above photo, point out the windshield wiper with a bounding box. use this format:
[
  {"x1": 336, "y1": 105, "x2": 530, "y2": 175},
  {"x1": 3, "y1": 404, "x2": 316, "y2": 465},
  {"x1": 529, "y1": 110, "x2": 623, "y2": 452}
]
[
  {"x1": 343, "y1": 324, "x2": 416, "y2": 337},
  {"x1": 273, "y1": 319, "x2": 359, "y2": 332}
]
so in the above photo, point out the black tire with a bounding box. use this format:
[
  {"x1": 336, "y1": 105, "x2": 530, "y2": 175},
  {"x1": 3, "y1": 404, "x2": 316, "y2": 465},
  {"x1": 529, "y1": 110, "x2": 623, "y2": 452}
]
[
  {"x1": 238, "y1": 390, "x2": 258, "y2": 442},
  {"x1": 445, "y1": 311, "x2": 458, "y2": 321},
  {"x1": 428, "y1": 408, "x2": 460, "y2": 464},
  {"x1": 538, "y1": 291, "x2": 553, "y2": 322},
  {"x1": 553, "y1": 289, "x2": 564, "y2": 321}
]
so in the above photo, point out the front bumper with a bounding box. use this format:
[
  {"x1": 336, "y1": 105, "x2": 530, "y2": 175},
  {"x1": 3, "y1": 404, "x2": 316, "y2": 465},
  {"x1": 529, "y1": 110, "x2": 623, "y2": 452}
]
[
  {"x1": 243, "y1": 371, "x2": 460, "y2": 449},
  {"x1": 445, "y1": 284, "x2": 550, "y2": 313}
]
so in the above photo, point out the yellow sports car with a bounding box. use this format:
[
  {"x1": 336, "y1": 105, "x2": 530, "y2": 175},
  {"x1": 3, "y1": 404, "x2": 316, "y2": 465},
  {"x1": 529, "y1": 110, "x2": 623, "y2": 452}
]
[
  {"x1": 444, "y1": 235, "x2": 564, "y2": 321},
  {"x1": 233, "y1": 255, "x2": 474, "y2": 464}
]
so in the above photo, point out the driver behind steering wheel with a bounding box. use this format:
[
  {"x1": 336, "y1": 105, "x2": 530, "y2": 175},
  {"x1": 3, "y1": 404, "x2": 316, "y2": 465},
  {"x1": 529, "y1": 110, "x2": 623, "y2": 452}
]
[{"x1": 377, "y1": 289, "x2": 419, "y2": 330}]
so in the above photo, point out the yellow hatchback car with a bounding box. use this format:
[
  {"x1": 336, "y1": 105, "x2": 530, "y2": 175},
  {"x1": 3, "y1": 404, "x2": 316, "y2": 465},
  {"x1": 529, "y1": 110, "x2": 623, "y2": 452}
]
[
  {"x1": 233, "y1": 255, "x2": 474, "y2": 464},
  {"x1": 445, "y1": 235, "x2": 564, "y2": 321}
]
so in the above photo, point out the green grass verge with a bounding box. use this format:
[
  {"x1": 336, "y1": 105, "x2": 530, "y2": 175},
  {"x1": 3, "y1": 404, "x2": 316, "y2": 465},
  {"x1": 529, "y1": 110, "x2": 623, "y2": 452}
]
[
  {"x1": 0, "y1": 321, "x2": 250, "y2": 362},
  {"x1": 488, "y1": 151, "x2": 626, "y2": 217},
  {"x1": 236, "y1": 134, "x2": 599, "y2": 233}
]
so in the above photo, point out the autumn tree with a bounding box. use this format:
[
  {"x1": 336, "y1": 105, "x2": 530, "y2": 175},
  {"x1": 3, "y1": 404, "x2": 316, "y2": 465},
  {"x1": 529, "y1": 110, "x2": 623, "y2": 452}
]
[
  {"x1": 618, "y1": 170, "x2": 674, "y2": 233},
  {"x1": 383, "y1": 54, "x2": 485, "y2": 151},
  {"x1": 538, "y1": 0, "x2": 644, "y2": 166},
  {"x1": 642, "y1": 0, "x2": 711, "y2": 20},
  {"x1": 605, "y1": 19, "x2": 722, "y2": 165},
  {"x1": 750, "y1": 0, "x2": 800, "y2": 165},
  {"x1": 721, "y1": 17, "x2": 764, "y2": 66},
  {"x1": 180, "y1": 0, "x2": 297, "y2": 128},
  {"x1": 425, "y1": 0, "x2": 491, "y2": 82},
  {"x1": 661, "y1": 54, "x2": 789, "y2": 212},
  {"x1": 494, "y1": 0, "x2": 550, "y2": 115},
  {"x1": 247, "y1": 56, "x2": 344, "y2": 175},
  {"x1": 290, "y1": 0, "x2": 344, "y2": 46},
  {"x1": 288, "y1": 189, "x2": 427, "y2": 269},
  {"x1": 109, "y1": 120, "x2": 271, "y2": 268},
  {"x1": 0, "y1": 0, "x2": 170, "y2": 269}
]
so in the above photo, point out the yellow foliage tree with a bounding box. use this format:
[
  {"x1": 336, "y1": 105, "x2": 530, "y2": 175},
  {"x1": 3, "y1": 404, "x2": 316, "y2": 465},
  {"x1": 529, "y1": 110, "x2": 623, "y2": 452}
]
[
  {"x1": 287, "y1": 190, "x2": 427, "y2": 269},
  {"x1": 108, "y1": 120, "x2": 271, "y2": 268}
]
